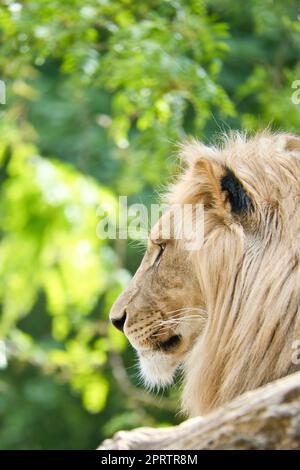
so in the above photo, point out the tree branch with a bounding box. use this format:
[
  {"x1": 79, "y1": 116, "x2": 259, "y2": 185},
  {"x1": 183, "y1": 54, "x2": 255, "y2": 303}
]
[{"x1": 98, "y1": 371, "x2": 300, "y2": 450}]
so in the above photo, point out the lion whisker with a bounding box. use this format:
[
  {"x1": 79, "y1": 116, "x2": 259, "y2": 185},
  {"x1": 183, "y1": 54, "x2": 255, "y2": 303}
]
[
  {"x1": 152, "y1": 317, "x2": 203, "y2": 337},
  {"x1": 156, "y1": 319, "x2": 200, "y2": 326},
  {"x1": 155, "y1": 315, "x2": 205, "y2": 327},
  {"x1": 161, "y1": 307, "x2": 205, "y2": 317}
]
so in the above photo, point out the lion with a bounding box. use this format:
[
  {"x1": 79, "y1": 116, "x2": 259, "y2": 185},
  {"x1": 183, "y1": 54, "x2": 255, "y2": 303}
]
[{"x1": 109, "y1": 131, "x2": 300, "y2": 417}]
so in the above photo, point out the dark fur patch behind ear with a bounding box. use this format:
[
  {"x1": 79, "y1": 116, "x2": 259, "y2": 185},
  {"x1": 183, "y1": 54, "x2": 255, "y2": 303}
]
[{"x1": 221, "y1": 169, "x2": 252, "y2": 214}]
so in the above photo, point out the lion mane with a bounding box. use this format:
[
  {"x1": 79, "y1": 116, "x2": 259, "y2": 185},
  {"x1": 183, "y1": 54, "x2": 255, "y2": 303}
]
[{"x1": 172, "y1": 131, "x2": 300, "y2": 416}]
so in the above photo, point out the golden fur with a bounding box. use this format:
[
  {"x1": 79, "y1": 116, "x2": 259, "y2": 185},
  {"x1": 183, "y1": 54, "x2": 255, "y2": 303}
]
[{"x1": 110, "y1": 131, "x2": 300, "y2": 416}]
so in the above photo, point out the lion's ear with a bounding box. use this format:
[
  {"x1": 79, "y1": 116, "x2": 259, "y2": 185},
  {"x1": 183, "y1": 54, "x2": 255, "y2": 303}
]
[
  {"x1": 179, "y1": 141, "x2": 223, "y2": 207},
  {"x1": 179, "y1": 140, "x2": 252, "y2": 216},
  {"x1": 221, "y1": 168, "x2": 252, "y2": 214},
  {"x1": 190, "y1": 159, "x2": 252, "y2": 216}
]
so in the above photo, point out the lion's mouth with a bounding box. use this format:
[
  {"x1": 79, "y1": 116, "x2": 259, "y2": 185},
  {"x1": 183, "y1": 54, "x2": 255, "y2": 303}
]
[{"x1": 157, "y1": 334, "x2": 181, "y2": 352}]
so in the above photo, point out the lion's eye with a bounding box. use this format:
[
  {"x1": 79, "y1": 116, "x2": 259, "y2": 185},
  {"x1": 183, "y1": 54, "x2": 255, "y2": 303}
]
[{"x1": 155, "y1": 243, "x2": 165, "y2": 266}]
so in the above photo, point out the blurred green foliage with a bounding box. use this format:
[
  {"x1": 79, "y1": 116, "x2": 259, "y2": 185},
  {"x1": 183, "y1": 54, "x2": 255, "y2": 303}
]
[{"x1": 0, "y1": 0, "x2": 299, "y2": 449}]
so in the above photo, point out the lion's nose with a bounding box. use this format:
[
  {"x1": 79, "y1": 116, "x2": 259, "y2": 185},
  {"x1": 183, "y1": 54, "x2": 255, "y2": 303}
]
[{"x1": 111, "y1": 310, "x2": 127, "y2": 333}]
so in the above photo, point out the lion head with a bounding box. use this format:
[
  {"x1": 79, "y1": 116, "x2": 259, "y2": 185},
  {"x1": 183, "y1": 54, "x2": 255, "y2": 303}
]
[{"x1": 110, "y1": 131, "x2": 300, "y2": 416}]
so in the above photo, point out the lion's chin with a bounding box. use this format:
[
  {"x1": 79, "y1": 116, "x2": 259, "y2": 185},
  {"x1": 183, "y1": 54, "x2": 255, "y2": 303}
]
[{"x1": 138, "y1": 350, "x2": 179, "y2": 390}]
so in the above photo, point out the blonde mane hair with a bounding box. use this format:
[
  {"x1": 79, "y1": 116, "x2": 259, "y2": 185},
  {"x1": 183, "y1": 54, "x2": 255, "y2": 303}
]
[{"x1": 169, "y1": 131, "x2": 300, "y2": 416}]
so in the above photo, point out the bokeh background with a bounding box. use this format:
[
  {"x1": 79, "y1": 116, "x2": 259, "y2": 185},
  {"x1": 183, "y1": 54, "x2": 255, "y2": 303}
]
[{"x1": 0, "y1": 0, "x2": 300, "y2": 449}]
